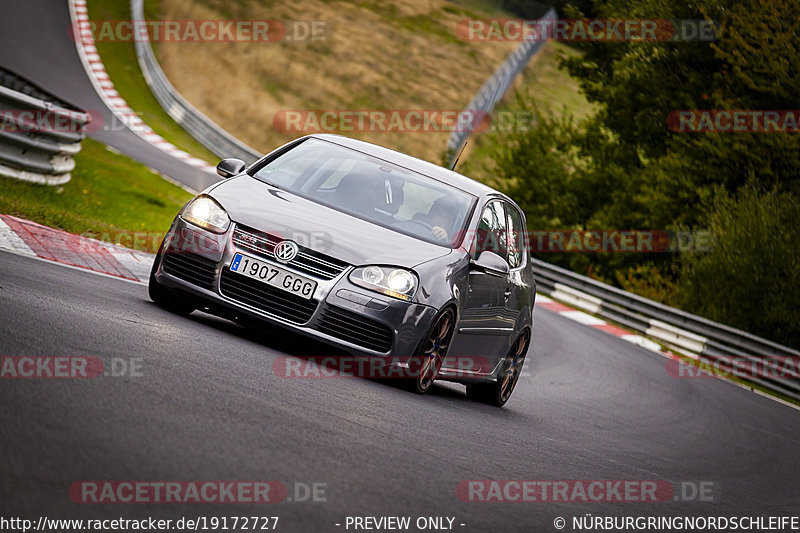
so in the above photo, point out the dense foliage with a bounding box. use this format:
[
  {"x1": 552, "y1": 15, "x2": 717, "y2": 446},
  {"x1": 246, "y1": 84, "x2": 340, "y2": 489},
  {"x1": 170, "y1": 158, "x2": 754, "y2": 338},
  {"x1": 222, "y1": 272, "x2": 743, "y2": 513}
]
[{"x1": 486, "y1": 0, "x2": 800, "y2": 347}]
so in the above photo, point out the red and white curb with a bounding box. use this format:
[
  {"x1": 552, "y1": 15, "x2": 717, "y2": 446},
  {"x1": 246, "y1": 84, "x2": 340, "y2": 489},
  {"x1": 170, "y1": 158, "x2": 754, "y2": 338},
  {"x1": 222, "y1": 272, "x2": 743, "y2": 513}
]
[
  {"x1": 0, "y1": 215, "x2": 152, "y2": 284},
  {"x1": 536, "y1": 292, "x2": 694, "y2": 365},
  {"x1": 536, "y1": 294, "x2": 664, "y2": 353},
  {"x1": 68, "y1": 0, "x2": 215, "y2": 175}
]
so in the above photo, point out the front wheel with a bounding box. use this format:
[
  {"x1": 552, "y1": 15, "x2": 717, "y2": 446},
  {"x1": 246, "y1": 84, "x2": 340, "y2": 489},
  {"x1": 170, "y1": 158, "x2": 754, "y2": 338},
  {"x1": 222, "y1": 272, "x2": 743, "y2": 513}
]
[
  {"x1": 404, "y1": 308, "x2": 456, "y2": 394},
  {"x1": 466, "y1": 330, "x2": 529, "y2": 407}
]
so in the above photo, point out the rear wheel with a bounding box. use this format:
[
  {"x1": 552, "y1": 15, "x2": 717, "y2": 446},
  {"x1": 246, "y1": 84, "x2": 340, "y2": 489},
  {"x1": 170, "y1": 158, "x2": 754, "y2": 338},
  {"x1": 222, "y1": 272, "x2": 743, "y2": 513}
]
[
  {"x1": 148, "y1": 252, "x2": 196, "y2": 315},
  {"x1": 405, "y1": 308, "x2": 456, "y2": 394},
  {"x1": 466, "y1": 330, "x2": 529, "y2": 407}
]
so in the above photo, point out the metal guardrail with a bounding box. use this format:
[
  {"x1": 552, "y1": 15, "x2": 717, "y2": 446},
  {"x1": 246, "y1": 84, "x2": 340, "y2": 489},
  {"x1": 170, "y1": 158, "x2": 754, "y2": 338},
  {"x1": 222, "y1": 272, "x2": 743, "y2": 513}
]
[
  {"x1": 130, "y1": 0, "x2": 261, "y2": 164},
  {"x1": 131, "y1": 0, "x2": 553, "y2": 166},
  {"x1": 533, "y1": 258, "x2": 800, "y2": 401},
  {"x1": 446, "y1": 8, "x2": 557, "y2": 162},
  {"x1": 0, "y1": 68, "x2": 90, "y2": 185}
]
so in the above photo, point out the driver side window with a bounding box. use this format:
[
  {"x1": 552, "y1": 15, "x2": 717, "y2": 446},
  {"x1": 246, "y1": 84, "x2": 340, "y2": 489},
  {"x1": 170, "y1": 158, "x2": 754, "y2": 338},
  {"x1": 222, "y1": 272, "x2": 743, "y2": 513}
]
[{"x1": 474, "y1": 201, "x2": 508, "y2": 262}]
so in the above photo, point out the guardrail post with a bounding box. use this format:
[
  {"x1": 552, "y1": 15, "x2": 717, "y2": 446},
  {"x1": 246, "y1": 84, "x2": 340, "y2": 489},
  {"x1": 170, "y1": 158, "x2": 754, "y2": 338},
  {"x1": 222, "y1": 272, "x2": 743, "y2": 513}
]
[{"x1": 0, "y1": 68, "x2": 90, "y2": 185}]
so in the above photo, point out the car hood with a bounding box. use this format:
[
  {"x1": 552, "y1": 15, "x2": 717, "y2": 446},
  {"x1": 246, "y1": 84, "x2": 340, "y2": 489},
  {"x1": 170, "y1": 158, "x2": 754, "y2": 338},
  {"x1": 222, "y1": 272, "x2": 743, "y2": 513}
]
[{"x1": 209, "y1": 175, "x2": 453, "y2": 268}]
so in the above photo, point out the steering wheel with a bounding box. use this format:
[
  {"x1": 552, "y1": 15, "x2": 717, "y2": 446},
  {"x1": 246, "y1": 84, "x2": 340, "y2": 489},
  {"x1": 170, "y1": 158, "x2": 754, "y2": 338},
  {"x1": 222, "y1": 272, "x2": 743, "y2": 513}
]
[{"x1": 405, "y1": 217, "x2": 433, "y2": 232}]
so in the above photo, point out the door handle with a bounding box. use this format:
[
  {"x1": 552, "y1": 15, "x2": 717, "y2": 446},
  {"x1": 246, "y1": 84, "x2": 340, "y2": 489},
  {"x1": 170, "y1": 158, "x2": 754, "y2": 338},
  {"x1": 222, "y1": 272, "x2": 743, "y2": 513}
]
[{"x1": 504, "y1": 287, "x2": 512, "y2": 301}]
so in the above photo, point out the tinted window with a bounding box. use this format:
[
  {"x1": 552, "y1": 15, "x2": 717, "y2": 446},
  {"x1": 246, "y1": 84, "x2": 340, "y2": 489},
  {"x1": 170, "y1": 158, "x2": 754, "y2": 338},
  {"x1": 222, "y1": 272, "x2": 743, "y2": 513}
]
[
  {"x1": 474, "y1": 201, "x2": 507, "y2": 261},
  {"x1": 251, "y1": 139, "x2": 476, "y2": 247},
  {"x1": 506, "y1": 204, "x2": 526, "y2": 268}
]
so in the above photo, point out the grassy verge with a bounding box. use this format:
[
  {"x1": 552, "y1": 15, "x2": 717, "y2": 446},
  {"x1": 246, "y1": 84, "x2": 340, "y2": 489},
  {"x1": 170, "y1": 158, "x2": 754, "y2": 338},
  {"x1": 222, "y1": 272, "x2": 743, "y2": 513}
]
[
  {"x1": 460, "y1": 41, "x2": 596, "y2": 182},
  {"x1": 513, "y1": 41, "x2": 597, "y2": 121},
  {"x1": 0, "y1": 138, "x2": 193, "y2": 251},
  {"x1": 154, "y1": 0, "x2": 521, "y2": 163},
  {"x1": 85, "y1": 0, "x2": 219, "y2": 164}
]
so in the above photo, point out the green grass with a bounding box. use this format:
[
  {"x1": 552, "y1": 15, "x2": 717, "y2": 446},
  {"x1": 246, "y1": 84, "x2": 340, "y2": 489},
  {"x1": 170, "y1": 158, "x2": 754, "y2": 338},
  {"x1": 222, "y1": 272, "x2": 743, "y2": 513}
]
[
  {"x1": 460, "y1": 41, "x2": 597, "y2": 181},
  {"x1": 86, "y1": 0, "x2": 219, "y2": 164},
  {"x1": 396, "y1": 14, "x2": 470, "y2": 45},
  {"x1": 0, "y1": 138, "x2": 193, "y2": 252},
  {"x1": 514, "y1": 41, "x2": 597, "y2": 121}
]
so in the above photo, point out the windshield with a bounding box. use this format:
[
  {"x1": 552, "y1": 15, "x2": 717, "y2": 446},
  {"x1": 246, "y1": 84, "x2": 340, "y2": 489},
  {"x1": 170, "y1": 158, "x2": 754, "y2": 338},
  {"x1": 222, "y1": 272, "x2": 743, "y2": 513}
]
[{"x1": 250, "y1": 139, "x2": 477, "y2": 247}]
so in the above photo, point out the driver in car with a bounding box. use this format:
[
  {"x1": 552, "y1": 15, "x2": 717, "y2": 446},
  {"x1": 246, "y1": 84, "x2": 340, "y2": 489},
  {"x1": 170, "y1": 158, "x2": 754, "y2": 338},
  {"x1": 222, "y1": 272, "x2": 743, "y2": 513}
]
[{"x1": 426, "y1": 196, "x2": 458, "y2": 244}]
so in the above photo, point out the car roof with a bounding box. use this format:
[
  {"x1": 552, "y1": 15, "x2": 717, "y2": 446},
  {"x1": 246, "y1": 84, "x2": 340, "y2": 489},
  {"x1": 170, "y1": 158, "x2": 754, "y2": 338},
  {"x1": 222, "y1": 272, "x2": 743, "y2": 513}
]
[{"x1": 308, "y1": 133, "x2": 505, "y2": 200}]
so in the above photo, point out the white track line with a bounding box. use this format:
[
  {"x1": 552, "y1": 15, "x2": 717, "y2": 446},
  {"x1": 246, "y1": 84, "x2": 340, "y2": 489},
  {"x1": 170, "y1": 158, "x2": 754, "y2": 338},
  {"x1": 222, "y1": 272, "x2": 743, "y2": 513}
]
[{"x1": 68, "y1": 0, "x2": 215, "y2": 174}]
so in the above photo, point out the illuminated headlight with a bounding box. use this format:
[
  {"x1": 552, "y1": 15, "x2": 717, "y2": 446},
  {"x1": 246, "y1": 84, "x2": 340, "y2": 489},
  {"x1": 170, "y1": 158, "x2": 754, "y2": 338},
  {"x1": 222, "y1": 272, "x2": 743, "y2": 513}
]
[
  {"x1": 350, "y1": 266, "x2": 418, "y2": 301},
  {"x1": 181, "y1": 196, "x2": 230, "y2": 234}
]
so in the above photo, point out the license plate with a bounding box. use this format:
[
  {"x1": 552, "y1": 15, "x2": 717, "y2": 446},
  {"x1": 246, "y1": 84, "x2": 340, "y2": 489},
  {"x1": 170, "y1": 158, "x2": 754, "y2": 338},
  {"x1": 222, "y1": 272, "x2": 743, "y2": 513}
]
[{"x1": 229, "y1": 253, "x2": 317, "y2": 299}]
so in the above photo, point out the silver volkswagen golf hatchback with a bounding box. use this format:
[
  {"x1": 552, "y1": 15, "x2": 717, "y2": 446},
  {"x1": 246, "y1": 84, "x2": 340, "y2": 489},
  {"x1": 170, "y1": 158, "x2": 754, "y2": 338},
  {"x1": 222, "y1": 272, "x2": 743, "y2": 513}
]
[{"x1": 150, "y1": 134, "x2": 535, "y2": 406}]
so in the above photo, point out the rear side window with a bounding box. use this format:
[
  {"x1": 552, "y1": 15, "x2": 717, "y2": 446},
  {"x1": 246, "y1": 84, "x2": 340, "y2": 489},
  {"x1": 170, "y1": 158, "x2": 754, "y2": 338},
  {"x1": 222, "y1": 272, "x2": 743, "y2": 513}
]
[{"x1": 506, "y1": 204, "x2": 526, "y2": 268}]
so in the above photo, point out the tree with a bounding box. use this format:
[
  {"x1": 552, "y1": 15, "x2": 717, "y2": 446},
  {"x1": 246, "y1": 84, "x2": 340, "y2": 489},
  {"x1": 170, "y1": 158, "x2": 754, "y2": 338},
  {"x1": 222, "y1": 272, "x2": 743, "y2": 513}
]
[
  {"x1": 478, "y1": 0, "x2": 800, "y2": 344},
  {"x1": 679, "y1": 185, "x2": 800, "y2": 348}
]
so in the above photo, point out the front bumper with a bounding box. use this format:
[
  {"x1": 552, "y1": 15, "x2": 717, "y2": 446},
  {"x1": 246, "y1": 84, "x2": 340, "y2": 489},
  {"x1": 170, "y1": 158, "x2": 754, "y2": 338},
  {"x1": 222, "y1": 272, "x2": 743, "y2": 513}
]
[{"x1": 153, "y1": 217, "x2": 439, "y2": 358}]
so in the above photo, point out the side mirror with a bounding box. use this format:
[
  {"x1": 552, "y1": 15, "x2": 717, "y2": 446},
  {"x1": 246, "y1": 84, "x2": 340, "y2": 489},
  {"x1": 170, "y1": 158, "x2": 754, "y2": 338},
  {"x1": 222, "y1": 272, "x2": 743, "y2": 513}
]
[
  {"x1": 216, "y1": 158, "x2": 246, "y2": 179},
  {"x1": 470, "y1": 251, "x2": 510, "y2": 277}
]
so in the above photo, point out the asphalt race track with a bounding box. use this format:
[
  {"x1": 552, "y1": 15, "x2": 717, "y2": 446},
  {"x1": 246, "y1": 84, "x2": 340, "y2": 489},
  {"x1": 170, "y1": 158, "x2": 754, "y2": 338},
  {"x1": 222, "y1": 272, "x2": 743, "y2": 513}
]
[
  {"x1": 1, "y1": 0, "x2": 800, "y2": 530},
  {"x1": 2, "y1": 250, "x2": 800, "y2": 531}
]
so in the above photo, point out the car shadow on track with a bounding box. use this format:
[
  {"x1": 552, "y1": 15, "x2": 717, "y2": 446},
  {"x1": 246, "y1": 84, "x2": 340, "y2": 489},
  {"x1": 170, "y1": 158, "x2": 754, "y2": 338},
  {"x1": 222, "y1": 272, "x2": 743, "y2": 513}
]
[{"x1": 146, "y1": 300, "x2": 476, "y2": 404}]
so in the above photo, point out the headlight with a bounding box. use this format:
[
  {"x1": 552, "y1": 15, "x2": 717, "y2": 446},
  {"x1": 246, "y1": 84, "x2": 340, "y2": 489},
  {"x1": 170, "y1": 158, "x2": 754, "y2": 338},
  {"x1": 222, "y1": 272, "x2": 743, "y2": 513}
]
[
  {"x1": 181, "y1": 195, "x2": 230, "y2": 234},
  {"x1": 350, "y1": 266, "x2": 418, "y2": 301}
]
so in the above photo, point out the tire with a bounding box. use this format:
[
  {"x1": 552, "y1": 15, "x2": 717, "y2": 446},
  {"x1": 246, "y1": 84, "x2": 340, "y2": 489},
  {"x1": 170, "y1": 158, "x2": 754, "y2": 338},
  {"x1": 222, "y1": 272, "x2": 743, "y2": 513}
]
[
  {"x1": 404, "y1": 308, "x2": 456, "y2": 395},
  {"x1": 148, "y1": 252, "x2": 196, "y2": 315},
  {"x1": 466, "y1": 330, "x2": 530, "y2": 407}
]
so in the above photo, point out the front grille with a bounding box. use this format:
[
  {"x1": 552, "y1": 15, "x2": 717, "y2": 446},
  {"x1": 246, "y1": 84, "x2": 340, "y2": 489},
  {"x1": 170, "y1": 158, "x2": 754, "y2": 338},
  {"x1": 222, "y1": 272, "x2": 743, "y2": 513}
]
[
  {"x1": 161, "y1": 250, "x2": 217, "y2": 290},
  {"x1": 219, "y1": 268, "x2": 318, "y2": 324},
  {"x1": 316, "y1": 305, "x2": 394, "y2": 352},
  {"x1": 232, "y1": 224, "x2": 349, "y2": 280}
]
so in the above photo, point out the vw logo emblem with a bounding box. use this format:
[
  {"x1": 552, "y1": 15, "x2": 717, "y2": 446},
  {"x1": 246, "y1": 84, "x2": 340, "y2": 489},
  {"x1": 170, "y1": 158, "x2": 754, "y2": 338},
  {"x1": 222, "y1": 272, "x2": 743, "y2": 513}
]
[{"x1": 273, "y1": 240, "x2": 299, "y2": 263}]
